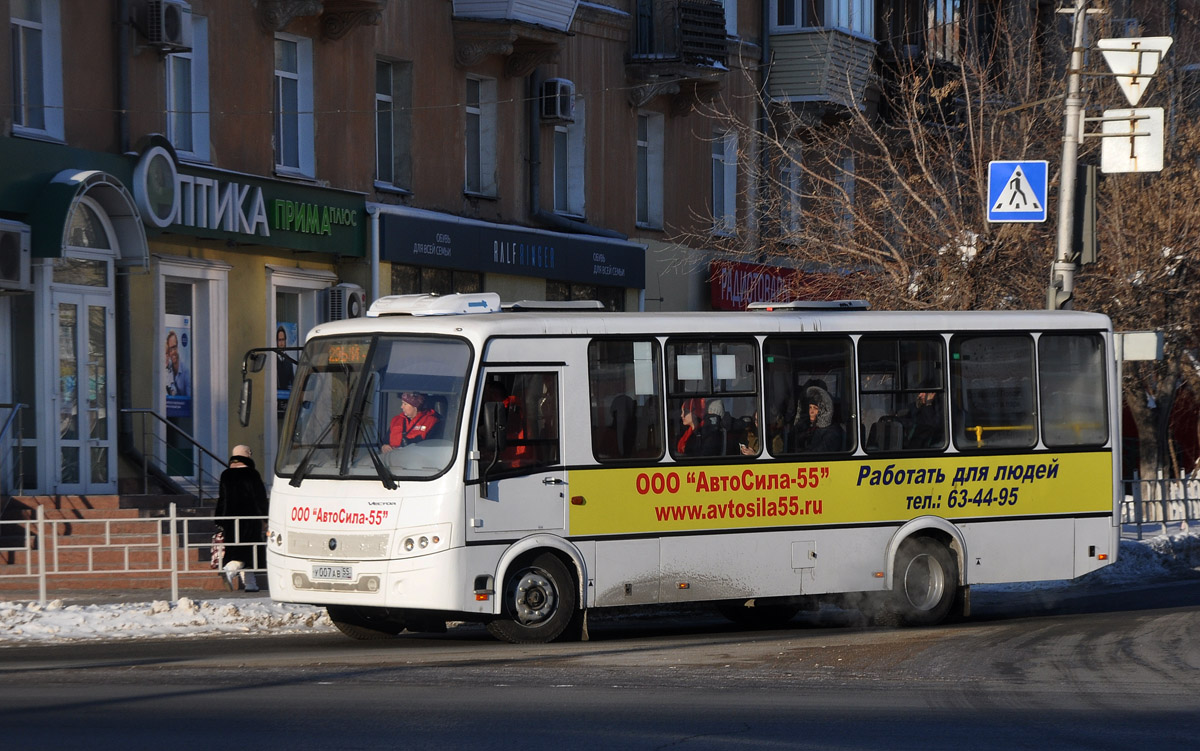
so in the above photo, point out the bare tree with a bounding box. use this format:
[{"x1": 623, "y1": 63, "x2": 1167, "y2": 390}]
[{"x1": 671, "y1": 4, "x2": 1200, "y2": 480}]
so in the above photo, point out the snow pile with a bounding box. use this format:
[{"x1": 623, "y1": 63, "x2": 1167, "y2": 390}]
[
  {"x1": 0, "y1": 526, "x2": 1196, "y2": 645},
  {"x1": 0, "y1": 596, "x2": 333, "y2": 644}
]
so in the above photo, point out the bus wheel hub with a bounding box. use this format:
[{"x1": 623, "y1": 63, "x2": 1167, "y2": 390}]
[{"x1": 514, "y1": 571, "x2": 556, "y2": 624}]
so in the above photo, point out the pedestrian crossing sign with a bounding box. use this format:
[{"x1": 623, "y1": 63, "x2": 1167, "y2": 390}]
[{"x1": 987, "y1": 160, "x2": 1048, "y2": 223}]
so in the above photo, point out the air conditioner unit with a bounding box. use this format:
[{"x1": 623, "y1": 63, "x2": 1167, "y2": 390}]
[
  {"x1": 0, "y1": 221, "x2": 32, "y2": 294},
  {"x1": 137, "y1": 0, "x2": 193, "y2": 52},
  {"x1": 326, "y1": 283, "x2": 366, "y2": 321},
  {"x1": 541, "y1": 78, "x2": 576, "y2": 123}
]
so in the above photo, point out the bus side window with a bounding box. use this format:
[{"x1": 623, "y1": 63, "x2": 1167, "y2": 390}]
[
  {"x1": 478, "y1": 371, "x2": 560, "y2": 472},
  {"x1": 588, "y1": 338, "x2": 665, "y2": 462},
  {"x1": 951, "y1": 334, "x2": 1037, "y2": 450}
]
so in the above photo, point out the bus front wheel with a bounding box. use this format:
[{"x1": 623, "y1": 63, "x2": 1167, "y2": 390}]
[
  {"x1": 881, "y1": 537, "x2": 957, "y2": 627},
  {"x1": 487, "y1": 552, "x2": 577, "y2": 644},
  {"x1": 326, "y1": 605, "x2": 407, "y2": 640}
]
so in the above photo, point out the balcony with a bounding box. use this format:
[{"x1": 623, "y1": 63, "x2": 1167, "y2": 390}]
[
  {"x1": 768, "y1": 29, "x2": 877, "y2": 115},
  {"x1": 451, "y1": 1, "x2": 580, "y2": 76},
  {"x1": 626, "y1": 0, "x2": 729, "y2": 106},
  {"x1": 451, "y1": 0, "x2": 579, "y2": 33},
  {"x1": 876, "y1": 43, "x2": 971, "y2": 128},
  {"x1": 252, "y1": 0, "x2": 388, "y2": 40}
]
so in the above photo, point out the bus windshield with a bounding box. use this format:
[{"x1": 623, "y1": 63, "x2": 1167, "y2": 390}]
[{"x1": 277, "y1": 335, "x2": 471, "y2": 484}]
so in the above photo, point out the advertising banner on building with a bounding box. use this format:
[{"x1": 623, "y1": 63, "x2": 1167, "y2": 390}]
[
  {"x1": 380, "y1": 209, "x2": 646, "y2": 289},
  {"x1": 709, "y1": 260, "x2": 852, "y2": 310}
]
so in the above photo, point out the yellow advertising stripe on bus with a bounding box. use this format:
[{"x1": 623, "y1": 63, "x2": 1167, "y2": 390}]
[{"x1": 566, "y1": 452, "x2": 1114, "y2": 536}]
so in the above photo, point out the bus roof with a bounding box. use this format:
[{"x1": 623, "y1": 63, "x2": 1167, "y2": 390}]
[{"x1": 312, "y1": 294, "x2": 1112, "y2": 344}]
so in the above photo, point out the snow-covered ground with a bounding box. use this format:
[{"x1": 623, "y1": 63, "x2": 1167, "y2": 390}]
[{"x1": 1, "y1": 525, "x2": 1196, "y2": 645}]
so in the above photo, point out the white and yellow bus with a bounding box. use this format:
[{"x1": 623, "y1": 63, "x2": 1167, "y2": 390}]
[{"x1": 265, "y1": 293, "x2": 1120, "y2": 643}]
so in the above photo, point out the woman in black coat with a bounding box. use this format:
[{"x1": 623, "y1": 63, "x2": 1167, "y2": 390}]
[{"x1": 215, "y1": 445, "x2": 269, "y2": 592}]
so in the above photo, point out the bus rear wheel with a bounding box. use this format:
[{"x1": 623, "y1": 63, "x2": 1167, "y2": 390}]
[
  {"x1": 327, "y1": 605, "x2": 407, "y2": 640},
  {"x1": 487, "y1": 553, "x2": 577, "y2": 644},
  {"x1": 881, "y1": 537, "x2": 957, "y2": 627}
]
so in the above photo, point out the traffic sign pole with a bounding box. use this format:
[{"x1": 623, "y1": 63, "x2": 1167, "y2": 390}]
[{"x1": 1050, "y1": 0, "x2": 1089, "y2": 311}]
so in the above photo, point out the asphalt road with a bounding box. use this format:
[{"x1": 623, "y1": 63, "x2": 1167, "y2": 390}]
[{"x1": 1, "y1": 578, "x2": 1198, "y2": 750}]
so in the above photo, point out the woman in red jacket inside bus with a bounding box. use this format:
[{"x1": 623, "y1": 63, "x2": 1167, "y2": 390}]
[{"x1": 382, "y1": 392, "x2": 439, "y2": 452}]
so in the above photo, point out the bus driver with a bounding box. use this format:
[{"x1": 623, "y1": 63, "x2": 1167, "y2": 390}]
[{"x1": 382, "y1": 392, "x2": 439, "y2": 453}]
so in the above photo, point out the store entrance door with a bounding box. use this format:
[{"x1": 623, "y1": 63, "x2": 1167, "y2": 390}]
[{"x1": 50, "y1": 289, "x2": 116, "y2": 493}]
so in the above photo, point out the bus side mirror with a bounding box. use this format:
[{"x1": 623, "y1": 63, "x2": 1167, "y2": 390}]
[
  {"x1": 238, "y1": 378, "x2": 253, "y2": 427},
  {"x1": 246, "y1": 353, "x2": 268, "y2": 374}
]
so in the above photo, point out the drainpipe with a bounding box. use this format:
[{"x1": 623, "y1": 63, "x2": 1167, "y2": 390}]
[
  {"x1": 367, "y1": 205, "x2": 380, "y2": 304},
  {"x1": 117, "y1": 0, "x2": 131, "y2": 152},
  {"x1": 116, "y1": 0, "x2": 135, "y2": 459},
  {"x1": 527, "y1": 71, "x2": 627, "y2": 240}
]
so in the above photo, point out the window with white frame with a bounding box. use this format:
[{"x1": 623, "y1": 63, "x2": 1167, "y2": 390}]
[
  {"x1": 636, "y1": 112, "x2": 664, "y2": 229},
  {"x1": 780, "y1": 141, "x2": 802, "y2": 237},
  {"x1": 712, "y1": 130, "x2": 737, "y2": 235},
  {"x1": 553, "y1": 99, "x2": 585, "y2": 216},
  {"x1": 772, "y1": 0, "x2": 874, "y2": 37},
  {"x1": 167, "y1": 13, "x2": 210, "y2": 162},
  {"x1": 274, "y1": 34, "x2": 314, "y2": 177},
  {"x1": 465, "y1": 76, "x2": 498, "y2": 196},
  {"x1": 10, "y1": 0, "x2": 64, "y2": 140},
  {"x1": 376, "y1": 59, "x2": 412, "y2": 190}
]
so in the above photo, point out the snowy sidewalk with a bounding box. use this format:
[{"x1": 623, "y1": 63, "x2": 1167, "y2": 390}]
[{"x1": 1, "y1": 528, "x2": 1196, "y2": 645}]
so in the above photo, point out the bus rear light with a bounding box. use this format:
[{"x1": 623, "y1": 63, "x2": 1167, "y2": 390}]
[
  {"x1": 476, "y1": 593, "x2": 490, "y2": 601},
  {"x1": 571, "y1": 496, "x2": 585, "y2": 505}
]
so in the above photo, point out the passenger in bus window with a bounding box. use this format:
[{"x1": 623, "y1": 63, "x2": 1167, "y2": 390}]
[
  {"x1": 739, "y1": 411, "x2": 761, "y2": 456},
  {"x1": 677, "y1": 398, "x2": 722, "y2": 457},
  {"x1": 382, "y1": 392, "x2": 439, "y2": 453},
  {"x1": 793, "y1": 385, "x2": 842, "y2": 453},
  {"x1": 904, "y1": 391, "x2": 944, "y2": 449}
]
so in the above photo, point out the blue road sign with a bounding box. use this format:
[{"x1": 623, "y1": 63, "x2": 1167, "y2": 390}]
[{"x1": 987, "y1": 161, "x2": 1048, "y2": 222}]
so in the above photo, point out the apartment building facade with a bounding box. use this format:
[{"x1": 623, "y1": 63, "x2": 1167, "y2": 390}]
[
  {"x1": 0, "y1": 0, "x2": 765, "y2": 496},
  {"x1": 3, "y1": 0, "x2": 1100, "y2": 497}
]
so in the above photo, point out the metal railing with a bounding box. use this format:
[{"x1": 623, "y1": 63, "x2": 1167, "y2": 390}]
[
  {"x1": 1122, "y1": 472, "x2": 1200, "y2": 540},
  {"x1": 121, "y1": 408, "x2": 227, "y2": 503},
  {"x1": 0, "y1": 503, "x2": 266, "y2": 604}
]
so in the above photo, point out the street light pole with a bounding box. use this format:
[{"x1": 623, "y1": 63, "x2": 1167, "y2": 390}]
[{"x1": 1050, "y1": 0, "x2": 1089, "y2": 310}]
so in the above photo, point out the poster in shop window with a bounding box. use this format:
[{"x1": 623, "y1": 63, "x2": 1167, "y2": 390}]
[{"x1": 164, "y1": 314, "x2": 192, "y2": 418}]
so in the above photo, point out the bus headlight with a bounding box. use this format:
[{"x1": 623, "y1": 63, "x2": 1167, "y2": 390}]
[{"x1": 398, "y1": 525, "x2": 450, "y2": 558}]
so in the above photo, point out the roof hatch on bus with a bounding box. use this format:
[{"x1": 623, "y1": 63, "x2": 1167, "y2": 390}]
[
  {"x1": 503, "y1": 300, "x2": 605, "y2": 312},
  {"x1": 367, "y1": 292, "x2": 501, "y2": 317},
  {"x1": 747, "y1": 300, "x2": 871, "y2": 311}
]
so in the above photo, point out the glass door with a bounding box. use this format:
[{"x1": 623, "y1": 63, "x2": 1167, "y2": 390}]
[{"x1": 52, "y1": 290, "x2": 116, "y2": 493}]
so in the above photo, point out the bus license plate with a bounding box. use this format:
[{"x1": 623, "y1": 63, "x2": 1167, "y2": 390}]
[{"x1": 312, "y1": 565, "x2": 353, "y2": 581}]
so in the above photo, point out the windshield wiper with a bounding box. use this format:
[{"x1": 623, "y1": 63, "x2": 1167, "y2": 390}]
[
  {"x1": 288, "y1": 416, "x2": 339, "y2": 488},
  {"x1": 346, "y1": 410, "x2": 397, "y2": 490}
]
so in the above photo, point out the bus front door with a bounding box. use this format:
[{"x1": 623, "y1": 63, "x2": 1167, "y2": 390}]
[{"x1": 468, "y1": 368, "x2": 566, "y2": 537}]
